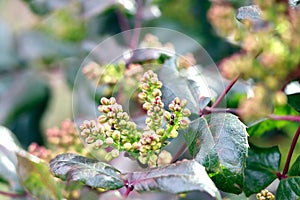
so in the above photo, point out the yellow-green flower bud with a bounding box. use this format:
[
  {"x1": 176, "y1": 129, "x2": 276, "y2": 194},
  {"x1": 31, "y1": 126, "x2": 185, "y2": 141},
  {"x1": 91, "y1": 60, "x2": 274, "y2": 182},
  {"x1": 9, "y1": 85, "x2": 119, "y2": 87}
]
[
  {"x1": 98, "y1": 115, "x2": 107, "y2": 123},
  {"x1": 143, "y1": 102, "x2": 151, "y2": 110},
  {"x1": 86, "y1": 136, "x2": 95, "y2": 144},
  {"x1": 152, "y1": 88, "x2": 162, "y2": 97},
  {"x1": 112, "y1": 130, "x2": 121, "y2": 139},
  {"x1": 170, "y1": 129, "x2": 178, "y2": 138},
  {"x1": 101, "y1": 97, "x2": 110, "y2": 105},
  {"x1": 180, "y1": 119, "x2": 189, "y2": 129},
  {"x1": 182, "y1": 108, "x2": 191, "y2": 117},
  {"x1": 124, "y1": 142, "x2": 132, "y2": 150},
  {"x1": 105, "y1": 137, "x2": 114, "y2": 145}
]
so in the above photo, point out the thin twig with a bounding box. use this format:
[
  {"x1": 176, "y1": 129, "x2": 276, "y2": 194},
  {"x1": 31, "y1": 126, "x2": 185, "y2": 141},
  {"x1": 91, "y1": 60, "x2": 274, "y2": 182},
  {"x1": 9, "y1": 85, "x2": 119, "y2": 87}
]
[
  {"x1": 281, "y1": 125, "x2": 300, "y2": 179},
  {"x1": 268, "y1": 114, "x2": 300, "y2": 122},
  {"x1": 130, "y1": 0, "x2": 143, "y2": 49},
  {"x1": 0, "y1": 191, "x2": 26, "y2": 198},
  {"x1": 210, "y1": 74, "x2": 240, "y2": 109},
  {"x1": 115, "y1": 8, "x2": 131, "y2": 47}
]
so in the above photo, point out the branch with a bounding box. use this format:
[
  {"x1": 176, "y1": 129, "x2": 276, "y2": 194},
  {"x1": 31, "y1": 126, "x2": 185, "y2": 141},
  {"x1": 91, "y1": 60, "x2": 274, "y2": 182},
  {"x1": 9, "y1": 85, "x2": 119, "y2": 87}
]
[
  {"x1": 281, "y1": 125, "x2": 300, "y2": 179},
  {"x1": 115, "y1": 8, "x2": 131, "y2": 47},
  {"x1": 130, "y1": 0, "x2": 143, "y2": 49},
  {"x1": 0, "y1": 191, "x2": 27, "y2": 198},
  {"x1": 268, "y1": 114, "x2": 300, "y2": 122},
  {"x1": 210, "y1": 74, "x2": 240, "y2": 109}
]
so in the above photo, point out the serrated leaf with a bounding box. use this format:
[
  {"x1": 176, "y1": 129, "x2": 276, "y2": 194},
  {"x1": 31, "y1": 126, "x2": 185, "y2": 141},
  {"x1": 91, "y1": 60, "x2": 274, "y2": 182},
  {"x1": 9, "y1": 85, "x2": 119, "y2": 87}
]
[
  {"x1": 276, "y1": 177, "x2": 300, "y2": 200},
  {"x1": 183, "y1": 113, "x2": 248, "y2": 194},
  {"x1": 49, "y1": 153, "x2": 124, "y2": 190},
  {"x1": 16, "y1": 151, "x2": 62, "y2": 199},
  {"x1": 128, "y1": 160, "x2": 221, "y2": 199},
  {"x1": 243, "y1": 144, "x2": 281, "y2": 197},
  {"x1": 287, "y1": 93, "x2": 300, "y2": 112},
  {"x1": 289, "y1": 155, "x2": 300, "y2": 176}
]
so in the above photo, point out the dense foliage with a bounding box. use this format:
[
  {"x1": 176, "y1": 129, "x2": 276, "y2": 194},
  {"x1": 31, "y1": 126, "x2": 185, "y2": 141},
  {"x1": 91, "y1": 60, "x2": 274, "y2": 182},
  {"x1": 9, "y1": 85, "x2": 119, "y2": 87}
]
[{"x1": 0, "y1": 0, "x2": 300, "y2": 200}]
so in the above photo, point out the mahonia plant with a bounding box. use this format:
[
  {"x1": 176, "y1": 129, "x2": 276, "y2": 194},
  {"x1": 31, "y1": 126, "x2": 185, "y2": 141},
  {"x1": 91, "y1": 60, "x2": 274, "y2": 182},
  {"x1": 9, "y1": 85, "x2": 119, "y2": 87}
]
[{"x1": 79, "y1": 70, "x2": 190, "y2": 166}]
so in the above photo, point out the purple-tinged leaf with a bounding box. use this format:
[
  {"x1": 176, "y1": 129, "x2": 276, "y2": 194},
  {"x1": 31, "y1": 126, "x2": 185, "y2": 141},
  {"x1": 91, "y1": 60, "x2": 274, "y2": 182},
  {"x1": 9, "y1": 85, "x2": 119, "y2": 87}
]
[
  {"x1": 127, "y1": 160, "x2": 221, "y2": 199},
  {"x1": 49, "y1": 153, "x2": 124, "y2": 190},
  {"x1": 183, "y1": 113, "x2": 249, "y2": 194},
  {"x1": 17, "y1": 151, "x2": 62, "y2": 199}
]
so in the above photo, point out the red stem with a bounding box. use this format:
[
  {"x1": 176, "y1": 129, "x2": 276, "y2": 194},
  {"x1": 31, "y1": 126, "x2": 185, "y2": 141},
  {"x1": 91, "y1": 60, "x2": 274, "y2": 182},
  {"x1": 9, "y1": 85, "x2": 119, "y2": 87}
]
[
  {"x1": 281, "y1": 125, "x2": 300, "y2": 179},
  {"x1": 130, "y1": 0, "x2": 143, "y2": 49},
  {"x1": 210, "y1": 75, "x2": 240, "y2": 109},
  {"x1": 0, "y1": 191, "x2": 26, "y2": 198},
  {"x1": 115, "y1": 8, "x2": 131, "y2": 47},
  {"x1": 268, "y1": 114, "x2": 300, "y2": 122}
]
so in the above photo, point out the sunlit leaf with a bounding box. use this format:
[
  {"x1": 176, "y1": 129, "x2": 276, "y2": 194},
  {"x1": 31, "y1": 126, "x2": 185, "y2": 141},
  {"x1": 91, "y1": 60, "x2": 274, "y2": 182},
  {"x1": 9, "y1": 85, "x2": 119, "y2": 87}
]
[
  {"x1": 128, "y1": 160, "x2": 221, "y2": 199},
  {"x1": 49, "y1": 153, "x2": 124, "y2": 190},
  {"x1": 16, "y1": 151, "x2": 62, "y2": 199},
  {"x1": 243, "y1": 144, "x2": 281, "y2": 196},
  {"x1": 183, "y1": 113, "x2": 248, "y2": 194}
]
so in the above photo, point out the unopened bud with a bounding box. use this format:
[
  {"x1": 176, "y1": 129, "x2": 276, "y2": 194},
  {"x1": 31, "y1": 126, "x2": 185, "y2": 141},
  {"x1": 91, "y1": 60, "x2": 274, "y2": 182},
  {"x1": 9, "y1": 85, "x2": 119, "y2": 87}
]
[
  {"x1": 101, "y1": 97, "x2": 110, "y2": 105},
  {"x1": 182, "y1": 108, "x2": 191, "y2": 117},
  {"x1": 98, "y1": 115, "x2": 107, "y2": 123},
  {"x1": 170, "y1": 129, "x2": 178, "y2": 138},
  {"x1": 105, "y1": 137, "x2": 114, "y2": 145},
  {"x1": 152, "y1": 88, "x2": 162, "y2": 97},
  {"x1": 124, "y1": 143, "x2": 132, "y2": 150}
]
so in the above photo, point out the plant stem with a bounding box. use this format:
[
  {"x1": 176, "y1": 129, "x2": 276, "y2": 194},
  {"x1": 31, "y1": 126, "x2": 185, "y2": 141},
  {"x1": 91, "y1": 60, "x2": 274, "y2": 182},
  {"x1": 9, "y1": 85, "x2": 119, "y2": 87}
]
[
  {"x1": 171, "y1": 143, "x2": 187, "y2": 163},
  {"x1": 0, "y1": 191, "x2": 26, "y2": 198},
  {"x1": 281, "y1": 125, "x2": 300, "y2": 179},
  {"x1": 268, "y1": 114, "x2": 300, "y2": 122},
  {"x1": 210, "y1": 74, "x2": 240, "y2": 109},
  {"x1": 130, "y1": 0, "x2": 143, "y2": 49},
  {"x1": 115, "y1": 8, "x2": 131, "y2": 47}
]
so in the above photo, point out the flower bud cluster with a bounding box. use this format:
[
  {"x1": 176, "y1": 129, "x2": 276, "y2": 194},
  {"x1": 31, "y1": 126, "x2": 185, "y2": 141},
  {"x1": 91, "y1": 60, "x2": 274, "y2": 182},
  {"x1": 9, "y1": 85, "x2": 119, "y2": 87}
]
[
  {"x1": 79, "y1": 97, "x2": 142, "y2": 160},
  {"x1": 80, "y1": 71, "x2": 191, "y2": 166},
  {"x1": 164, "y1": 97, "x2": 191, "y2": 139},
  {"x1": 256, "y1": 189, "x2": 275, "y2": 200},
  {"x1": 28, "y1": 143, "x2": 53, "y2": 161},
  {"x1": 209, "y1": 2, "x2": 300, "y2": 121},
  {"x1": 46, "y1": 119, "x2": 85, "y2": 154},
  {"x1": 136, "y1": 70, "x2": 191, "y2": 165}
]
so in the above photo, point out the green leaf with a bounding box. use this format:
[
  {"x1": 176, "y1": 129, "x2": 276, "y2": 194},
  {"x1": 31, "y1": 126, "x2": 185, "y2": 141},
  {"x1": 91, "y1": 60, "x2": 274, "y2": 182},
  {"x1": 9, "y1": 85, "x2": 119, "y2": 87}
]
[
  {"x1": 276, "y1": 177, "x2": 300, "y2": 200},
  {"x1": 129, "y1": 160, "x2": 221, "y2": 199},
  {"x1": 49, "y1": 153, "x2": 124, "y2": 190},
  {"x1": 16, "y1": 151, "x2": 62, "y2": 199},
  {"x1": 243, "y1": 144, "x2": 281, "y2": 197},
  {"x1": 287, "y1": 93, "x2": 300, "y2": 112},
  {"x1": 183, "y1": 113, "x2": 248, "y2": 194},
  {"x1": 289, "y1": 155, "x2": 300, "y2": 176}
]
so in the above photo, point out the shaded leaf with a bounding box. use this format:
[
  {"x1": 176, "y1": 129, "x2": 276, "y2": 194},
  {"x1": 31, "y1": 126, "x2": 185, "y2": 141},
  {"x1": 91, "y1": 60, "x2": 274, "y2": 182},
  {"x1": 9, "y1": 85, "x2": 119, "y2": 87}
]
[
  {"x1": 49, "y1": 153, "x2": 124, "y2": 190},
  {"x1": 128, "y1": 160, "x2": 221, "y2": 199},
  {"x1": 289, "y1": 155, "x2": 300, "y2": 176},
  {"x1": 244, "y1": 144, "x2": 281, "y2": 197},
  {"x1": 287, "y1": 93, "x2": 300, "y2": 112},
  {"x1": 276, "y1": 177, "x2": 300, "y2": 200},
  {"x1": 16, "y1": 151, "x2": 62, "y2": 199},
  {"x1": 183, "y1": 113, "x2": 248, "y2": 194}
]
